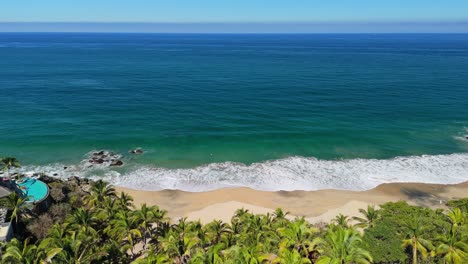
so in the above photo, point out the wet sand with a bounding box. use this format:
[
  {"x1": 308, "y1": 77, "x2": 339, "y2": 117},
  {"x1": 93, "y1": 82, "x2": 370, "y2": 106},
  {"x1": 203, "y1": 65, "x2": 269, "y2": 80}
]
[{"x1": 116, "y1": 181, "x2": 468, "y2": 224}]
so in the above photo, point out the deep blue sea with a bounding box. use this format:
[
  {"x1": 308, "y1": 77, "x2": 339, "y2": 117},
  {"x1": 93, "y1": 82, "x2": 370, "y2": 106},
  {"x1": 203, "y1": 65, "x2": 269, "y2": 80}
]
[{"x1": 1, "y1": 33, "x2": 468, "y2": 191}]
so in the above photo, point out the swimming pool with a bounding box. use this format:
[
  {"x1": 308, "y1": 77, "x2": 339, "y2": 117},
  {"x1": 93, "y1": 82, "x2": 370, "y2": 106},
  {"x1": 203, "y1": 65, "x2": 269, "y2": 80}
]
[{"x1": 16, "y1": 178, "x2": 49, "y2": 202}]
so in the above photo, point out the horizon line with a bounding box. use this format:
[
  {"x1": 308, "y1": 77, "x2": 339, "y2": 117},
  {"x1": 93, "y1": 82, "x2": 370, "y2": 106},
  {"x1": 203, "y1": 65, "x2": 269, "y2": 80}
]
[
  {"x1": 2, "y1": 21, "x2": 468, "y2": 34},
  {"x1": 2, "y1": 20, "x2": 468, "y2": 24}
]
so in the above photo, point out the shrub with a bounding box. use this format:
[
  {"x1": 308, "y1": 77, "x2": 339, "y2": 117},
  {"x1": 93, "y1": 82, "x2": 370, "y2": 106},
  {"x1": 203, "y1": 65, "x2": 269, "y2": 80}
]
[
  {"x1": 27, "y1": 213, "x2": 54, "y2": 240},
  {"x1": 48, "y1": 203, "x2": 72, "y2": 223}
]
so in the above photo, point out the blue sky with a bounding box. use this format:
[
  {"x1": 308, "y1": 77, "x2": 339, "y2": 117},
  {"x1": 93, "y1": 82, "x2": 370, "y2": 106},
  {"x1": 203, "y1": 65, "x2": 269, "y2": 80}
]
[{"x1": 1, "y1": 0, "x2": 468, "y2": 32}]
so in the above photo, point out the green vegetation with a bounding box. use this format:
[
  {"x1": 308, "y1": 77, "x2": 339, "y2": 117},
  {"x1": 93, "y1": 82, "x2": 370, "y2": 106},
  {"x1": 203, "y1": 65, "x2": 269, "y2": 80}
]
[
  {"x1": 1, "y1": 157, "x2": 21, "y2": 179},
  {"x1": 0, "y1": 160, "x2": 467, "y2": 263}
]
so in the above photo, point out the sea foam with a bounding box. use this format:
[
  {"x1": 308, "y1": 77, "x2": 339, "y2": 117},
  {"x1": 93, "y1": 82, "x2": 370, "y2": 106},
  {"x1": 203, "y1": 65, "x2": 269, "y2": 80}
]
[{"x1": 17, "y1": 153, "x2": 468, "y2": 192}]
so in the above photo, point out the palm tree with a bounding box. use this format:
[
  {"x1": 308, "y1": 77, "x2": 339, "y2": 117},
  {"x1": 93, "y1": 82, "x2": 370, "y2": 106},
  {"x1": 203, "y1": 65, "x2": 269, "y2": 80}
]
[
  {"x1": 206, "y1": 242, "x2": 227, "y2": 264},
  {"x1": 224, "y1": 244, "x2": 266, "y2": 264},
  {"x1": 117, "y1": 191, "x2": 135, "y2": 210},
  {"x1": 353, "y1": 205, "x2": 379, "y2": 229},
  {"x1": 332, "y1": 214, "x2": 351, "y2": 228},
  {"x1": 447, "y1": 208, "x2": 465, "y2": 229},
  {"x1": 0, "y1": 157, "x2": 20, "y2": 179},
  {"x1": 99, "y1": 196, "x2": 119, "y2": 219},
  {"x1": 67, "y1": 208, "x2": 99, "y2": 234},
  {"x1": 1, "y1": 237, "x2": 61, "y2": 264},
  {"x1": 316, "y1": 225, "x2": 373, "y2": 264},
  {"x1": 101, "y1": 239, "x2": 131, "y2": 263},
  {"x1": 274, "y1": 248, "x2": 311, "y2": 264},
  {"x1": 132, "y1": 204, "x2": 168, "y2": 249},
  {"x1": 434, "y1": 228, "x2": 468, "y2": 264},
  {"x1": 46, "y1": 230, "x2": 105, "y2": 264},
  {"x1": 401, "y1": 217, "x2": 434, "y2": 264},
  {"x1": 205, "y1": 220, "x2": 233, "y2": 245},
  {"x1": 272, "y1": 208, "x2": 291, "y2": 227},
  {"x1": 160, "y1": 232, "x2": 202, "y2": 263},
  {"x1": 84, "y1": 180, "x2": 116, "y2": 207},
  {"x1": 0, "y1": 192, "x2": 31, "y2": 224},
  {"x1": 1, "y1": 238, "x2": 40, "y2": 264},
  {"x1": 107, "y1": 210, "x2": 142, "y2": 258},
  {"x1": 133, "y1": 244, "x2": 169, "y2": 264},
  {"x1": 277, "y1": 218, "x2": 318, "y2": 258}
]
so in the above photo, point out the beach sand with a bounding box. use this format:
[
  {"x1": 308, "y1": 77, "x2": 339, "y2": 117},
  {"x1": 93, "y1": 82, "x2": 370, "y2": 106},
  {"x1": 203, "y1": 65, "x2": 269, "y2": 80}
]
[{"x1": 116, "y1": 181, "x2": 468, "y2": 224}]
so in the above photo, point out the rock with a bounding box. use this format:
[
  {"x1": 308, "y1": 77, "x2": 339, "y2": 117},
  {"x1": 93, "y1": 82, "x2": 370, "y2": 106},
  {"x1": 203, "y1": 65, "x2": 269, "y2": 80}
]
[
  {"x1": 40, "y1": 175, "x2": 61, "y2": 184},
  {"x1": 94, "y1": 158, "x2": 105, "y2": 164},
  {"x1": 68, "y1": 176, "x2": 81, "y2": 184},
  {"x1": 83, "y1": 150, "x2": 123, "y2": 168},
  {"x1": 110, "y1": 160, "x2": 123, "y2": 167},
  {"x1": 130, "y1": 148, "x2": 144, "y2": 154},
  {"x1": 63, "y1": 166, "x2": 68, "y2": 170}
]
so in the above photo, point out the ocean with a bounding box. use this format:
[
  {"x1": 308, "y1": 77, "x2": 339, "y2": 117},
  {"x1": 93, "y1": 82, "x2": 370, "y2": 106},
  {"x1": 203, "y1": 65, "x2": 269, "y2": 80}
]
[{"x1": 1, "y1": 33, "x2": 468, "y2": 191}]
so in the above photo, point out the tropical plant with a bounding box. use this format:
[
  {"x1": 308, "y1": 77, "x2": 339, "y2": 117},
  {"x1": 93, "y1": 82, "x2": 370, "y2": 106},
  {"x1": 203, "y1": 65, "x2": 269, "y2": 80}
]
[
  {"x1": 118, "y1": 191, "x2": 135, "y2": 210},
  {"x1": 332, "y1": 213, "x2": 351, "y2": 228},
  {"x1": 132, "y1": 203, "x2": 168, "y2": 249},
  {"x1": 84, "y1": 179, "x2": 116, "y2": 207},
  {"x1": 0, "y1": 192, "x2": 31, "y2": 224},
  {"x1": 447, "y1": 208, "x2": 465, "y2": 229},
  {"x1": 277, "y1": 218, "x2": 318, "y2": 258},
  {"x1": 205, "y1": 219, "x2": 233, "y2": 245},
  {"x1": 2, "y1": 176, "x2": 467, "y2": 264},
  {"x1": 353, "y1": 205, "x2": 379, "y2": 229},
  {"x1": 41, "y1": 230, "x2": 105, "y2": 264},
  {"x1": 0, "y1": 157, "x2": 20, "y2": 179},
  {"x1": 273, "y1": 248, "x2": 311, "y2": 264},
  {"x1": 434, "y1": 227, "x2": 468, "y2": 264},
  {"x1": 106, "y1": 210, "x2": 142, "y2": 258},
  {"x1": 1, "y1": 238, "x2": 41, "y2": 264},
  {"x1": 67, "y1": 208, "x2": 99, "y2": 235},
  {"x1": 401, "y1": 217, "x2": 434, "y2": 264},
  {"x1": 272, "y1": 208, "x2": 290, "y2": 227},
  {"x1": 316, "y1": 225, "x2": 373, "y2": 264}
]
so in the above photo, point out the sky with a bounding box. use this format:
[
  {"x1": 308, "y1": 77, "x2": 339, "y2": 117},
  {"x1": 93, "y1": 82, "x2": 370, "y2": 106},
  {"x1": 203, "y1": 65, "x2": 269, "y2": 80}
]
[{"x1": 1, "y1": 0, "x2": 468, "y2": 33}]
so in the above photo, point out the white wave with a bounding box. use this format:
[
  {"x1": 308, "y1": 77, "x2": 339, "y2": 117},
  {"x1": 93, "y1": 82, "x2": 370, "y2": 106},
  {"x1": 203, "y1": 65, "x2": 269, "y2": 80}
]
[
  {"x1": 454, "y1": 136, "x2": 468, "y2": 142},
  {"x1": 16, "y1": 153, "x2": 468, "y2": 192}
]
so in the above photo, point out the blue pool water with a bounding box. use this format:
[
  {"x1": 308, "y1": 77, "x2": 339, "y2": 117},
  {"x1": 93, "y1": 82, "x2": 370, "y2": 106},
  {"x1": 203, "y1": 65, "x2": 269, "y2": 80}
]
[{"x1": 17, "y1": 178, "x2": 49, "y2": 202}]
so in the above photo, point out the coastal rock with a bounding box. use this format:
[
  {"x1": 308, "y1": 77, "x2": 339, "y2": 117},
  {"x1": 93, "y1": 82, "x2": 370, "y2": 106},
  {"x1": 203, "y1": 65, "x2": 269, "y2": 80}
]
[
  {"x1": 81, "y1": 150, "x2": 123, "y2": 168},
  {"x1": 41, "y1": 175, "x2": 62, "y2": 184},
  {"x1": 94, "y1": 151, "x2": 105, "y2": 156},
  {"x1": 110, "y1": 160, "x2": 123, "y2": 167},
  {"x1": 129, "y1": 148, "x2": 144, "y2": 154},
  {"x1": 68, "y1": 176, "x2": 82, "y2": 185}
]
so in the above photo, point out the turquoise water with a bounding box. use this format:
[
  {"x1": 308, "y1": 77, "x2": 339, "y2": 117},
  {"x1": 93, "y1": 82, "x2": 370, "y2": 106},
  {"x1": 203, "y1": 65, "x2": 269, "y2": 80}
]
[
  {"x1": 17, "y1": 178, "x2": 49, "y2": 202},
  {"x1": 1, "y1": 33, "x2": 468, "y2": 191}
]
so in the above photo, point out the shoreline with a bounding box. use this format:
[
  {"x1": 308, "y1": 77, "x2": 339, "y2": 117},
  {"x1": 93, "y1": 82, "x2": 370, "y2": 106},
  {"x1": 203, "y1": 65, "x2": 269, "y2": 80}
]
[
  {"x1": 14, "y1": 152, "x2": 468, "y2": 192},
  {"x1": 116, "y1": 181, "x2": 468, "y2": 224}
]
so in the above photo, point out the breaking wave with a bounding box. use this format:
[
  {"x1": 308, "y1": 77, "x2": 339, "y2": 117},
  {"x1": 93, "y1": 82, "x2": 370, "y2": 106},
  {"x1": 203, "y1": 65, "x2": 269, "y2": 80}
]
[{"x1": 15, "y1": 153, "x2": 468, "y2": 192}]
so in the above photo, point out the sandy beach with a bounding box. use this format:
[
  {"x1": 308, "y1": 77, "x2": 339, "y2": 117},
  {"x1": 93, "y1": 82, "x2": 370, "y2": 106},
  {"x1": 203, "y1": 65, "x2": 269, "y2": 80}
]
[{"x1": 116, "y1": 181, "x2": 468, "y2": 224}]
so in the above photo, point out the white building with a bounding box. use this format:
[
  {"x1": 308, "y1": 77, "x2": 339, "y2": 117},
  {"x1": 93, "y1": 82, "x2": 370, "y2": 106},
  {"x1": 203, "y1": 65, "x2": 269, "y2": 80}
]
[
  {"x1": 0, "y1": 222, "x2": 12, "y2": 241},
  {"x1": 0, "y1": 208, "x2": 12, "y2": 241}
]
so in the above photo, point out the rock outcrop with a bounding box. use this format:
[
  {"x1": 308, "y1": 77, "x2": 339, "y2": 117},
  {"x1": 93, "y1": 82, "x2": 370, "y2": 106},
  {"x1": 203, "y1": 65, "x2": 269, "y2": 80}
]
[
  {"x1": 129, "y1": 148, "x2": 144, "y2": 154},
  {"x1": 81, "y1": 150, "x2": 124, "y2": 168}
]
